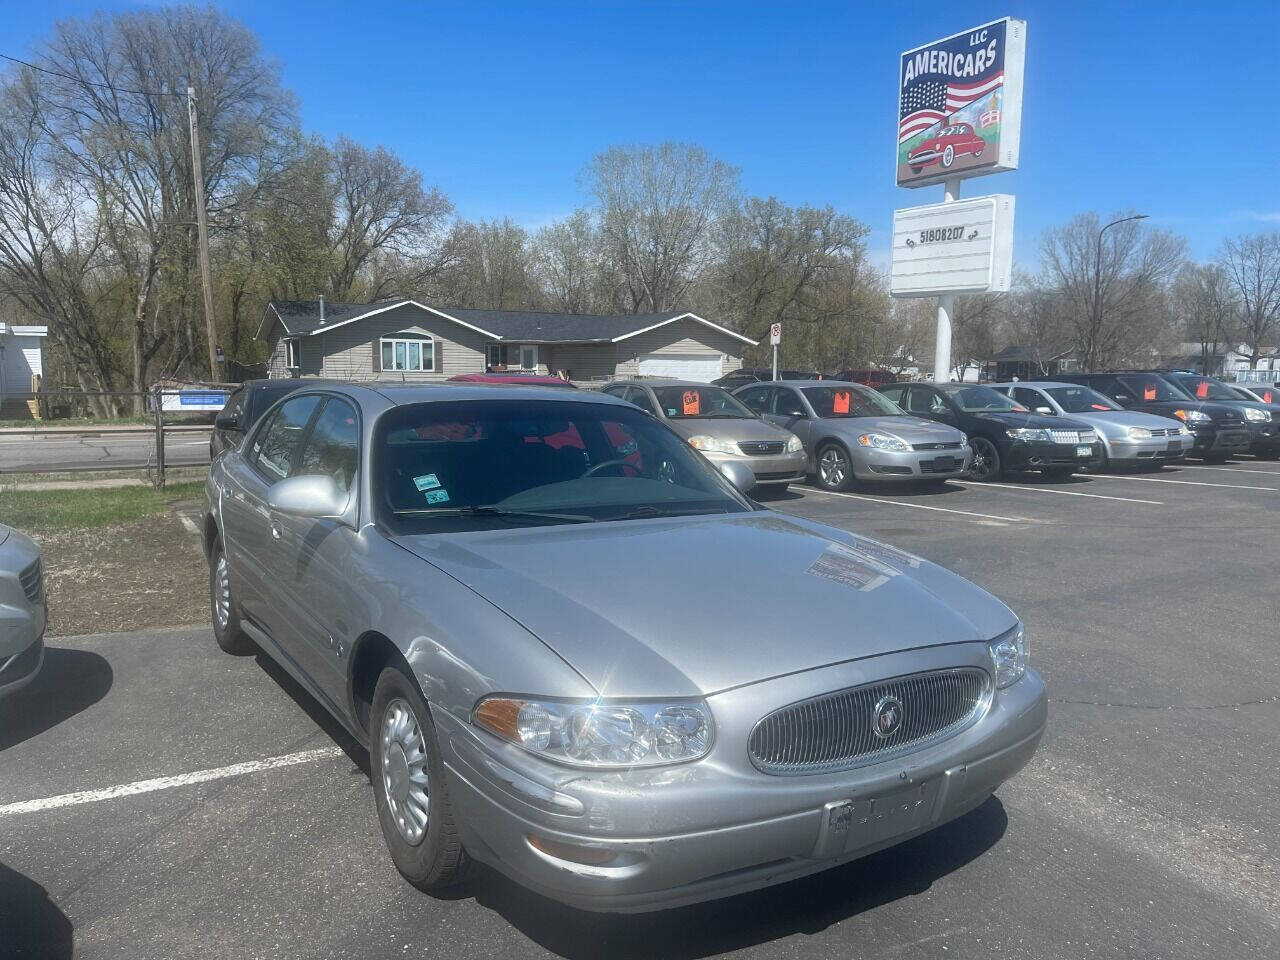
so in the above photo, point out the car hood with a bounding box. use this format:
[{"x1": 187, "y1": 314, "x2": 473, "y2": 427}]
[
  {"x1": 393, "y1": 513, "x2": 1015, "y2": 698},
  {"x1": 665, "y1": 417, "x2": 793, "y2": 443},
  {"x1": 967, "y1": 410, "x2": 1086, "y2": 430},
  {"x1": 823, "y1": 416, "x2": 966, "y2": 443},
  {"x1": 1058, "y1": 410, "x2": 1186, "y2": 434},
  {"x1": 1133, "y1": 400, "x2": 1242, "y2": 422}
]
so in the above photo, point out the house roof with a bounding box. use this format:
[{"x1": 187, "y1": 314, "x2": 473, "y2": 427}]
[{"x1": 257, "y1": 300, "x2": 757, "y2": 346}]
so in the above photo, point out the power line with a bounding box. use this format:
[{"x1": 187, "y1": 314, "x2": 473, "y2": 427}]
[{"x1": 0, "y1": 51, "x2": 184, "y2": 99}]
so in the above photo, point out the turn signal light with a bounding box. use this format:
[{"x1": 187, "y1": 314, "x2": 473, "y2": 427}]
[{"x1": 526, "y1": 834, "x2": 618, "y2": 866}]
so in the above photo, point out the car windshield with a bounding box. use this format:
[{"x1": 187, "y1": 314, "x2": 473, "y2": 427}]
[
  {"x1": 803, "y1": 385, "x2": 903, "y2": 418},
  {"x1": 1045, "y1": 386, "x2": 1122, "y2": 412},
  {"x1": 651, "y1": 385, "x2": 755, "y2": 419},
  {"x1": 1118, "y1": 376, "x2": 1190, "y2": 402},
  {"x1": 1172, "y1": 376, "x2": 1239, "y2": 401},
  {"x1": 939, "y1": 385, "x2": 1027, "y2": 412},
  {"x1": 374, "y1": 399, "x2": 752, "y2": 532}
]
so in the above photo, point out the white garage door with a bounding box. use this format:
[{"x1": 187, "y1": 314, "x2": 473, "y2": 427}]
[{"x1": 637, "y1": 353, "x2": 722, "y2": 383}]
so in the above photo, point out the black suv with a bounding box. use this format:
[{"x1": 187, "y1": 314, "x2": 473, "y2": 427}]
[
  {"x1": 712, "y1": 368, "x2": 821, "y2": 389},
  {"x1": 878, "y1": 381, "x2": 1102, "y2": 480},
  {"x1": 1055, "y1": 372, "x2": 1250, "y2": 462},
  {"x1": 210, "y1": 379, "x2": 336, "y2": 460},
  {"x1": 1158, "y1": 373, "x2": 1280, "y2": 459}
]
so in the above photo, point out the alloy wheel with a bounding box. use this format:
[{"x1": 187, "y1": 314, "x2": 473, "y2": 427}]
[
  {"x1": 968, "y1": 439, "x2": 998, "y2": 480},
  {"x1": 213, "y1": 554, "x2": 231, "y2": 630},
  {"x1": 819, "y1": 447, "x2": 848, "y2": 489},
  {"x1": 380, "y1": 698, "x2": 431, "y2": 845}
]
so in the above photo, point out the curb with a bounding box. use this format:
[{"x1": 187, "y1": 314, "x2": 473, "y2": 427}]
[{"x1": 0, "y1": 425, "x2": 212, "y2": 437}]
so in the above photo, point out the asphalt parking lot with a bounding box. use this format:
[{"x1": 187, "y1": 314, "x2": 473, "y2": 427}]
[{"x1": 3, "y1": 460, "x2": 1278, "y2": 960}]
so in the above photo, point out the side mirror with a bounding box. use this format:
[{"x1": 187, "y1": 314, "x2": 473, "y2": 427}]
[
  {"x1": 267, "y1": 475, "x2": 350, "y2": 521},
  {"x1": 214, "y1": 412, "x2": 242, "y2": 432},
  {"x1": 718, "y1": 460, "x2": 756, "y2": 494},
  {"x1": 1034, "y1": 406, "x2": 1055, "y2": 415}
]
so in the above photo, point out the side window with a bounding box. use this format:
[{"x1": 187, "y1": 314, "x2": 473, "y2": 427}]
[
  {"x1": 904, "y1": 386, "x2": 935, "y2": 415},
  {"x1": 1013, "y1": 387, "x2": 1047, "y2": 411},
  {"x1": 774, "y1": 389, "x2": 807, "y2": 417},
  {"x1": 878, "y1": 385, "x2": 906, "y2": 406},
  {"x1": 624, "y1": 387, "x2": 657, "y2": 415},
  {"x1": 252, "y1": 395, "x2": 322, "y2": 482},
  {"x1": 738, "y1": 386, "x2": 771, "y2": 414},
  {"x1": 222, "y1": 388, "x2": 245, "y2": 423},
  {"x1": 295, "y1": 398, "x2": 359, "y2": 493},
  {"x1": 601, "y1": 385, "x2": 628, "y2": 399}
]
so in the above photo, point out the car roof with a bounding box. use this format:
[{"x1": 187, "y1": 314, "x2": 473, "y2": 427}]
[
  {"x1": 989, "y1": 381, "x2": 1095, "y2": 390},
  {"x1": 608, "y1": 378, "x2": 734, "y2": 388},
  {"x1": 364, "y1": 382, "x2": 631, "y2": 407}
]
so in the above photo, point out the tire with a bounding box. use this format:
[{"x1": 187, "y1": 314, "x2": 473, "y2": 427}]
[
  {"x1": 815, "y1": 442, "x2": 854, "y2": 491},
  {"x1": 941, "y1": 145, "x2": 955, "y2": 168},
  {"x1": 966, "y1": 437, "x2": 1002, "y2": 481},
  {"x1": 1041, "y1": 467, "x2": 1076, "y2": 481},
  {"x1": 209, "y1": 540, "x2": 253, "y2": 655},
  {"x1": 371, "y1": 665, "x2": 473, "y2": 892}
]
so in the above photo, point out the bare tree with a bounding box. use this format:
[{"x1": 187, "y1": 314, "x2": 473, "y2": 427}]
[
  {"x1": 1218, "y1": 232, "x2": 1280, "y2": 368},
  {"x1": 1171, "y1": 263, "x2": 1237, "y2": 374},
  {"x1": 532, "y1": 210, "x2": 600, "y2": 314},
  {"x1": 1040, "y1": 212, "x2": 1185, "y2": 371},
  {"x1": 1002, "y1": 279, "x2": 1074, "y2": 377},
  {"x1": 439, "y1": 218, "x2": 537, "y2": 309},
  {"x1": 948, "y1": 293, "x2": 1006, "y2": 381},
  {"x1": 587, "y1": 143, "x2": 738, "y2": 313}
]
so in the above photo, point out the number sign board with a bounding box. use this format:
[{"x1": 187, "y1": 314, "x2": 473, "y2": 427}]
[
  {"x1": 896, "y1": 18, "x2": 1026, "y2": 187},
  {"x1": 890, "y1": 195, "x2": 1015, "y2": 297}
]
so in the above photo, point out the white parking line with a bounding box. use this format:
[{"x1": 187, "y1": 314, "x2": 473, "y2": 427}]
[
  {"x1": 950, "y1": 480, "x2": 1163, "y2": 505},
  {"x1": 0, "y1": 747, "x2": 344, "y2": 817},
  {"x1": 1181, "y1": 464, "x2": 1280, "y2": 475},
  {"x1": 1085, "y1": 474, "x2": 1277, "y2": 492},
  {"x1": 802, "y1": 488, "x2": 1035, "y2": 524}
]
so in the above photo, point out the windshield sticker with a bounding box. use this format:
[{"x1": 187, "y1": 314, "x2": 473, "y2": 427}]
[
  {"x1": 833, "y1": 390, "x2": 851, "y2": 414},
  {"x1": 1262, "y1": 390, "x2": 1275, "y2": 403},
  {"x1": 423, "y1": 488, "x2": 450, "y2": 505},
  {"x1": 682, "y1": 390, "x2": 701, "y2": 416},
  {"x1": 1090, "y1": 403, "x2": 1110, "y2": 411},
  {"x1": 413, "y1": 473, "x2": 441, "y2": 492},
  {"x1": 806, "y1": 543, "x2": 898, "y2": 592},
  {"x1": 1143, "y1": 385, "x2": 1157, "y2": 400},
  {"x1": 1195, "y1": 381, "x2": 1209, "y2": 399}
]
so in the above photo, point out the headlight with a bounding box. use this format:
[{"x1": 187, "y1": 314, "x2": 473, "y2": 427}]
[
  {"x1": 785, "y1": 434, "x2": 804, "y2": 453},
  {"x1": 1006, "y1": 427, "x2": 1050, "y2": 441},
  {"x1": 1174, "y1": 409, "x2": 1210, "y2": 423},
  {"x1": 687, "y1": 435, "x2": 738, "y2": 455},
  {"x1": 1244, "y1": 407, "x2": 1271, "y2": 422},
  {"x1": 988, "y1": 623, "x2": 1028, "y2": 689},
  {"x1": 1127, "y1": 426, "x2": 1153, "y2": 439},
  {"x1": 857, "y1": 432, "x2": 910, "y2": 451},
  {"x1": 1177, "y1": 426, "x2": 1193, "y2": 436},
  {"x1": 474, "y1": 697, "x2": 714, "y2": 768}
]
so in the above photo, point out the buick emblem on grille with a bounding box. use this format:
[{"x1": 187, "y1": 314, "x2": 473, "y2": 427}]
[{"x1": 873, "y1": 695, "x2": 904, "y2": 738}]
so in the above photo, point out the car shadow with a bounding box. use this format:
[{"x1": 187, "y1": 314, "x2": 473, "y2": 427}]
[
  {"x1": 0, "y1": 861, "x2": 74, "y2": 959},
  {"x1": 460, "y1": 796, "x2": 1008, "y2": 959},
  {"x1": 252, "y1": 650, "x2": 369, "y2": 778},
  {"x1": 0, "y1": 647, "x2": 113, "y2": 752}
]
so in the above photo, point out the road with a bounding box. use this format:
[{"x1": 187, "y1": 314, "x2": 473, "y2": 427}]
[
  {"x1": 0, "y1": 429, "x2": 210, "y2": 474},
  {"x1": 2, "y1": 462, "x2": 1278, "y2": 959}
]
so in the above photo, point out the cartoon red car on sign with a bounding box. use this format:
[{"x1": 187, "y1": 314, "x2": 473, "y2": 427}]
[{"x1": 907, "y1": 122, "x2": 985, "y2": 173}]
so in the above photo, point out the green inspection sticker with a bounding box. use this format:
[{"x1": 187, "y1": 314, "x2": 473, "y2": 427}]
[
  {"x1": 413, "y1": 473, "x2": 441, "y2": 492},
  {"x1": 423, "y1": 489, "x2": 450, "y2": 505}
]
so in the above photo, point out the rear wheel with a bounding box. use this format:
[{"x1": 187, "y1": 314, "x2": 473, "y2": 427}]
[
  {"x1": 941, "y1": 145, "x2": 955, "y2": 167},
  {"x1": 967, "y1": 438, "x2": 1001, "y2": 481},
  {"x1": 209, "y1": 541, "x2": 253, "y2": 655},
  {"x1": 815, "y1": 443, "x2": 853, "y2": 491},
  {"x1": 371, "y1": 666, "x2": 473, "y2": 892}
]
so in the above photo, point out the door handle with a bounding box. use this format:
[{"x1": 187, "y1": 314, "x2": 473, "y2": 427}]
[{"x1": 270, "y1": 519, "x2": 283, "y2": 541}]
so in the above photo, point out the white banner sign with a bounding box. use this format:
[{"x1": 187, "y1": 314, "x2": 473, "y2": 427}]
[{"x1": 889, "y1": 194, "x2": 1015, "y2": 298}]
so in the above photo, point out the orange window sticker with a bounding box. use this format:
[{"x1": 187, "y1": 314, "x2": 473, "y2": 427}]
[
  {"x1": 1263, "y1": 390, "x2": 1275, "y2": 403},
  {"x1": 682, "y1": 390, "x2": 701, "y2": 415},
  {"x1": 1143, "y1": 385, "x2": 1157, "y2": 401},
  {"x1": 1090, "y1": 403, "x2": 1110, "y2": 411},
  {"x1": 1195, "y1": 380, "x2": 1209, "y2": 399},
  {"x1": 833, "y1": 391, "x2": 851, "y2": 414}
]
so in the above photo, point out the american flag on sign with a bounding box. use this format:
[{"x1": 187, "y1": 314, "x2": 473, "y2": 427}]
[{"x1": 899, "y1": 71, "x2": 1004, "y2": 144}]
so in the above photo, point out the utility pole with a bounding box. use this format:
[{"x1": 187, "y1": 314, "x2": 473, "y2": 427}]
[
  {"x1": 187, "y1": 86, "x2": 220, "y2": 383},
  {"x1": 1089, "y1": 213, "x2": 1148, "y2": 372}
]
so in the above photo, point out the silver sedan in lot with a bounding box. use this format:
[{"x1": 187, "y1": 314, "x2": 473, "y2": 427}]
[
  {"x1": 735, "y1": 380, "x2": 972, "y2": 490},
  {"x1": 203, "y1": 383, "x2": 1045, "y2": 913},
  {"x1": 0, "y1": 523, "x2": 45, "y2": 698},
  {"x1": 600, "y1": 379, "x2": 807, "y2": 491},
  {"x1": 992, "y1": 382, "x2": 1193, "y2": 469}
]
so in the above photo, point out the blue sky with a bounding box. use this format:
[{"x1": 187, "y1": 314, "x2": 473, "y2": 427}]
[{"x1": 6, "y1": 1, "x2": 1279, "y2": 269}]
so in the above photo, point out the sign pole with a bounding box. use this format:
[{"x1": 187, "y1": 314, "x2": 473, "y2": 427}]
[{"x1": 932, "y1": 176, "x2": 961, "y2": 382}]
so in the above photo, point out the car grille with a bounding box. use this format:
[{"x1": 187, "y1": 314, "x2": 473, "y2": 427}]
[
  {"x1": 748, "y1": 667, "x2": 991, "y2": 776},
  {"x1": 1049, "y1": 429, "x2": 1096, "y2": 444},
  {"x1": 1147, "y1": 428, "x2": 1176, "y2": 437},
  {"x1": 919, "y1": 456, "x2": 965, "y2": 474},
  {"x1": 737, "y1": 440, "x2": 786, "y2": 456},
  {"x1": 18, "y1": 558, "x2": 43, "y2": 605},
  {"x1": 911, "y1": 441, "x2": 963, "y2": 451}
]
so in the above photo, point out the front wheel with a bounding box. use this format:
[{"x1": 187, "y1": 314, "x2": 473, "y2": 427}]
[
  {"x1": 209, "y1": 541, "x2": 253, "y2": 655},
  {"x1": 941, "y1": 145, "x2": 955, "y2": 168},
  {"x1": 371, "y1": 666, "x2": 473, "y2": 892},
  {"x1": 815, "y1": 443, "x2": 854, "y2": 491},
  {"x1": 966, "y1": 437, "x2": 1002, "y2": 481}
]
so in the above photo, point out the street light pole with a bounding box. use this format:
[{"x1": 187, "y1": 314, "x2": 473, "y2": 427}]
[
  {"x1": 1090, "y1": 213, "x2": 1148, "y2": 371},
  {"x1": 187, "y1": 86, "x2": 220, "y2": 383}
]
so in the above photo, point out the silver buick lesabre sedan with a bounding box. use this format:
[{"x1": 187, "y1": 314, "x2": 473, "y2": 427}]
[
  {"x1": 203, "y1": 383, "x2": 1046, "y2": 912},
  {"x1": 735, "y1": 380, "x2": 972, "y2": 490},
  {"x1": 0, "y1": 522, "x2": 45, "y2": 698}
]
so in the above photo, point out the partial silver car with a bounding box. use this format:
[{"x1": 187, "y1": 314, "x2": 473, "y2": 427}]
[
  {"x1": 992, "y1": 382, "x2": 1192, "y2": 469},
  {"x1": 204, "y1": 383, "x2": 1045, "y2": 913},
  {"x1": 735, "y1": 380, "x2": 972, "y2": 490},
  {"x1": 0, "y1": 523, "x2": 46, "y2": 698},
  {"x1": 601, "y1": 379, "x2": 807, "y2": 490}
]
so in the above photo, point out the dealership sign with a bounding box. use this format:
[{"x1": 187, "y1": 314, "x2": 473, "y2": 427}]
[
  {"x1": 890, "y1": 195, "x2": 1015, "y2": 297},
  {"x1": 896, "y1": 17, "x2": 1025, "y2": 187}
]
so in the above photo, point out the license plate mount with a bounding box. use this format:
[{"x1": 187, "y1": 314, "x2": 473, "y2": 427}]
[
  {"x1": 841, "y1": 780, "x2": 936, "y2": 853},
  {"x1": 1076, "y1": 445, "x2": 1092, "y2": 457}
]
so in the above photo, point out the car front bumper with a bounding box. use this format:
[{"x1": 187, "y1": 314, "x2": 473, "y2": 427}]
[
  {"x1": 1187, "y1": 423, "x2": 1251, "y2": 455},
  {"x1": 701, "y1": 449, "x2": 808, "y2": 486},
  {"x1": 848, "y1": 445, "x2": 972, "y2": 481},
  {"x1": 1003, "y1": 440, "x2": 1103, "y2": 471},
  {"x1": 1246, "y1": 421, "x2": 1280, "y2": 455},
  {"x1": 1104, "y1": 434, "x2": 1190, "y2": 463},
  {"x1": 436, "y1": 644, "x2": 1046, "y2": 913},
  {"x1": 0, "y1": 590, "x2": 46, "y2": 699}
]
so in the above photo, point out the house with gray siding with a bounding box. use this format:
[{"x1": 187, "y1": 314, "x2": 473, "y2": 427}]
[{"x1": 257, "y1": 300, "x2": 755, "y2": 384}]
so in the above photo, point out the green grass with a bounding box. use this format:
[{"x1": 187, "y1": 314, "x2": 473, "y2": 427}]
[
  {"x1": 0, "y1": 415, "x2": 154, "y2": 429},
  {"x1": 0, "y1": 481, "x2": 206, "y2": 534}
]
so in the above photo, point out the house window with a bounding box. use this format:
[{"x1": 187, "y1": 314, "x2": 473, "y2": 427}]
[
  {"x1": 285, "y1": 338, "x2": 300, "y2": 370},
  {"x1": 380, "y1": 336, "x2": 435, "y2": 372},
  {"x1": 486, "y1": 343, "x2": 538, "y2": 370},
  {"x1": 519, "y1": 345, "x2": 539, "y2": 370},
  {"x1": 486, "y1": 343, "x2": 510, "y2": 369}
]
